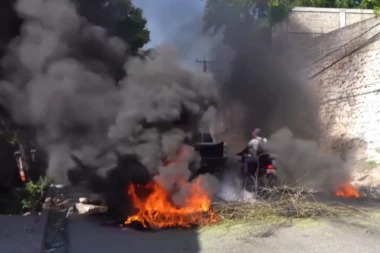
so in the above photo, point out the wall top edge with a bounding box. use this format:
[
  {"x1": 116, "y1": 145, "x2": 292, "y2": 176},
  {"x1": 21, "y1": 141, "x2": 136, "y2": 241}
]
[{"x1": 292, "y1": 7, "x2": 374, "y2": 14}]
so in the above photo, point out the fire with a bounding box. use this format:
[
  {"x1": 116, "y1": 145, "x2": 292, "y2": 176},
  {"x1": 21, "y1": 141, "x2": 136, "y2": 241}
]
[
  {"x1": 124, "y1": 178, "x2": 217, "y2": 228},
  {"x1": 335, "y1": 182, "x2": 360, "y2": 198}
]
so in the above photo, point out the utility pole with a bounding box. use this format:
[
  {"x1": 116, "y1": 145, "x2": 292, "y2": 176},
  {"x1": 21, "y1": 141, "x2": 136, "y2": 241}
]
[{"x1": 196, "y1": 55, "x2": 213, "y2": 73}]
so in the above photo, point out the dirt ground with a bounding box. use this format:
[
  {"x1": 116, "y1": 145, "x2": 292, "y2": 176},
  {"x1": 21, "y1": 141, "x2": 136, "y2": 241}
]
[{"x1": 67, "y1": 199, "x2": 380, "y2": 253}]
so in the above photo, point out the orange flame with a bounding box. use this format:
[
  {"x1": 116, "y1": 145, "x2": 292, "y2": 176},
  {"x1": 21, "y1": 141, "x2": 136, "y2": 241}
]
[
  {"x1": 335, "y1": 182, "x2": 360, "y2": 198},
  {"x1": 124, "y1": 178, "x2": 217, "y2": 228}
]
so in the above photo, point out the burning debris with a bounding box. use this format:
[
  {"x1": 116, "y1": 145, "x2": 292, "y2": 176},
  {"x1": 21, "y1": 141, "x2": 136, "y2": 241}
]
[
  {"x1": 0, "y1": 0, "x2": 220, "y2": 225},
  {"x1": 0, "y1": 0, "x2": 368, "y2": 232},
  {"x1": 122, "y1": 145, "x2": 219, "y2": 229},
  {"x1": 335, "y1": 182, "x2": 360, "y2": 198},
  {"x1": 124, "y1": 178, "x2": 217, "y2": 228}
]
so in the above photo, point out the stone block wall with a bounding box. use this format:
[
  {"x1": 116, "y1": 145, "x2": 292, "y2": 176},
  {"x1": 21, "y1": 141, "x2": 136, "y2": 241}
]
[
  {"x1": 307, "y1": 17, "x2": 380, "y2": 161},
  {"x1": 274, "y1": 7, "x2": 373, "y2": 35},
  {"x1": 273, "y1": 7, "x2": 375, "y2": 67},
  {"x1": 215, "y1": 8, "x2": 380, "y2": 161}
]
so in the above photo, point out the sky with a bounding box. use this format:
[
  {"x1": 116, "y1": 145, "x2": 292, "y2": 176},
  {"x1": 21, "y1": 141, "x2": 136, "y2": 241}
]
[{"x1": 131, "y1": 0, "x2": 206, "y2": 48}]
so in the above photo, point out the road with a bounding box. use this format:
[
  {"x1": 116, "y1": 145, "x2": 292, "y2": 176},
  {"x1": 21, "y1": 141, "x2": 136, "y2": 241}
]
[
  {"x1": 67, "y1": 204, "x2": 380, "y2": 253},
  {"x1": 0, "y1": 213, "x2": 47, "y2": 253},
  {"x1": 62, "y1": 175, "x2": 380, "y2": 253}
]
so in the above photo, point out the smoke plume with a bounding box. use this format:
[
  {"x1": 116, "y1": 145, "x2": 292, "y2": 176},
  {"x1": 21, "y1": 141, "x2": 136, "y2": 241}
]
[
  {"x1": 266, "y1": 128, "x2": 350, "y2": 191},
  {"x1": 0, "y1": 0, "x2": 220, "y2": 216},
  {"x1": 208, "y1": 8, "x2": 350, "y2": 190}
]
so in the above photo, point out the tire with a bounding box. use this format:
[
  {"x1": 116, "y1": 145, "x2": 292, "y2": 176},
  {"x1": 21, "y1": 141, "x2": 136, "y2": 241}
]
[{"x1": 259, "y1": 174, "x2": 276, "y2": 189}]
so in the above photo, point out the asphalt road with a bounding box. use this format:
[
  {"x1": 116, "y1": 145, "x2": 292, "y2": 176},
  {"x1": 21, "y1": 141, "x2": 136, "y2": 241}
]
[
  {"x1": 0, "y1": 213, "x2": 47, "y2": 253},
  {"x1": 64, "y1": 166, "x2": 380, "y2": 253},
  {"x1": 67, "y1": 206, "x2": 380, "y2": 253}
]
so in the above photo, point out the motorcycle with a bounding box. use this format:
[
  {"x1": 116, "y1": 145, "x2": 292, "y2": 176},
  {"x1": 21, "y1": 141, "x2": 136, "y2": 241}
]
[{"x1": 236, "y1": 147, "x2": 277, "y2": 189}]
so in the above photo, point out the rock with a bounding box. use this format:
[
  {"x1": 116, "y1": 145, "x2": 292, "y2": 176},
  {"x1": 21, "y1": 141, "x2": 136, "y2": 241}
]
[
  {"x1": 87, "y1": 194, "x2": 105, "y2": 206},
  {"x1": 53, "y1": 197, "x2": 64, "y2": 204},
  {"x1": 74, "y1": 203, "x2": 108, "y2": 215},
  {"x1": 56, "y1": 199, "x2": 77, "y2": 209},
  {"x1": 78, "y1": 197, "x2": 88, "y2": 204}
]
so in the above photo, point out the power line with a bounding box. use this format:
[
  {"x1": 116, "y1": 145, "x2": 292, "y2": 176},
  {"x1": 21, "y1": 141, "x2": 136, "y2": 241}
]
[
  {"x1": 196, "y1": 55, "x2": 213, "y2": 73},
  {"x1": 306, "y1": 21, "x2": 380, "y2": 68},
  {"x1": 321, "y1": 82, "x2": 380, "y2": 105},
  {"x1": 308, "y1": 30, "x2": 380, "y2": 80}
]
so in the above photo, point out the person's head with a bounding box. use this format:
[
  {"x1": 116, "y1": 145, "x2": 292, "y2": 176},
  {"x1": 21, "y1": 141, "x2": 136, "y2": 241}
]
[{"x1": 252, "y1": 128, "x2": 261, "y2": 138}]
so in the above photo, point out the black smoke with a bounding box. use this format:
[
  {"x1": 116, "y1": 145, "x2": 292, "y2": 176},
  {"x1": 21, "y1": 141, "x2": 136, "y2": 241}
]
[
  {"x1": 0, "y1": 0, "x2": 220, "y2": 218},
  {"x1": 207, "y1": 9, "x2": 350, "y2": 191}
]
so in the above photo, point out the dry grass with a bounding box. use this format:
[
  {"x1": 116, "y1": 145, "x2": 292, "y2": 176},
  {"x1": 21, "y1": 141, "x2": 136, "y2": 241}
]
[{"x1": 212, "y1": 186, "x2": 363, "y2": 223}]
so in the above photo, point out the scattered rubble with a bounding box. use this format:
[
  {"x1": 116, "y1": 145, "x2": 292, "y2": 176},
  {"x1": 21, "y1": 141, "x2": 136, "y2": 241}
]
[
  {"x1": 359, "y1": 186, "x2": 380, "y2": 199},
  {"x1": 78, "y1": 194, "x2": 105, "y2": 206},
  {"x1": 74, "y1": 203, "x2": 108, "y2": 215}
]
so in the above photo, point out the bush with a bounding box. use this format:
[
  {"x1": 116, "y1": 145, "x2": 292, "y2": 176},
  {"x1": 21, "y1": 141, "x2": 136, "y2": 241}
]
[
  {"x1": 0, "y1": 177, "x2": 49, "y2": 214},
  {"x1": 20, "y1": 177, "x2": 49, "y2": 212}
]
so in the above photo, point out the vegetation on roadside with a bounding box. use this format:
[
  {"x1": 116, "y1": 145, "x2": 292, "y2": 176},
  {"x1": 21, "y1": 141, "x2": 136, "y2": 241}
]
[
  {"x1": 212, "y1": 187, "x2": 364, "y2": 226},
  {"x1": 0, "y1": 177, "x2": 49, "y2": 214},
  {"x1": 20, "y1": 177, "x2": 49, "y2": 211}
]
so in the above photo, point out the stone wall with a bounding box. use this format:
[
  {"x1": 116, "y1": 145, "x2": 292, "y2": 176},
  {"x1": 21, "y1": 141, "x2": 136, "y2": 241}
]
[
  {"x1": 274, "y1": 7, "x2": 373, "y2": 36},
  {"x1": 273, "y1": 7, "x2": 374, "y2": 62},
  {"x1": 215, "y1": 8, "x2": 380, "y2": 161},
  {"x1": 307, "y1": 17, "x2": 380, "y2": 161}
]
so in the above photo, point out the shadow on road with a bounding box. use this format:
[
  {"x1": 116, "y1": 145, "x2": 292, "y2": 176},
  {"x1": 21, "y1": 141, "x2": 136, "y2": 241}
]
[
  {"x1": 68, "y1": 215, "x2": 201, "y2": 253},
  {"x1": 312, "y1": 191, "x2": 380, "y2": 209}
]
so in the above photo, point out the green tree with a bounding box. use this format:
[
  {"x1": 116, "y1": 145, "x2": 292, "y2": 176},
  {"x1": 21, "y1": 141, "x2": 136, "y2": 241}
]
[
  {"x1": 76, "y1": 0, "x2": 150, "y2": 54},
  {"x1": 203, "y1": 0, "x2": 293, "y2": 31},
  {"x1": 204, "y1": 0, "x2": 380, "y2": 38},
  {"x1": 203, "y1": 0, "x2": 293, "y2": 49},
  {"x1": 293, "y1": 0, "x2": 380, "y2": 12}
]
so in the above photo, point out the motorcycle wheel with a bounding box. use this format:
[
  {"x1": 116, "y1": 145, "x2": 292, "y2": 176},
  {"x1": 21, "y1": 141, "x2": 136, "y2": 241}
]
[{"x1": 259, "y1": 174, "x2": 276, "y2": 188}]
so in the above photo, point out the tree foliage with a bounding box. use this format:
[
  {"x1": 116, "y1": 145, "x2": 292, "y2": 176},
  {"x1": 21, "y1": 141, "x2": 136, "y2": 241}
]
[
  {"x1": 203, "y1": 0, "x2": 293, "y2": 49},
  {"x1": 204, "y1": 0, "x2": 293, "y2": 32},
  {"x1": 0, "y1": 0, "x2": 150, "y2": 59},
  {"x1": 204, "y1": 0, "x2": 380, "y2": 35},
  {"x1": 294, "y1": 0, "x2": 380, "y2": 12},
  {"x1": 77, "y1": 0, "x2": 150, "y2": 54}
]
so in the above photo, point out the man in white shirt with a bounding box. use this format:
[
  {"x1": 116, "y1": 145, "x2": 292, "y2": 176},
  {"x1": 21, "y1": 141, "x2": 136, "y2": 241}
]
[{"x1": 243, "y1": 128, "x2": 265, "y2": 174}]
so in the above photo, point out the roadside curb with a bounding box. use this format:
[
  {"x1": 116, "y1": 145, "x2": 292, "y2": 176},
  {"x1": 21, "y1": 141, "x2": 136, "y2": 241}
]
[
  {"x1": 0, "y1": 211, "x2": 48, "y2": 253},
  {"x1": 40, "y1": 185, "x2": 70, "y2": 253},
  {"x1": 39, "y1": 211, "x2": 50, "y2": 253}
]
